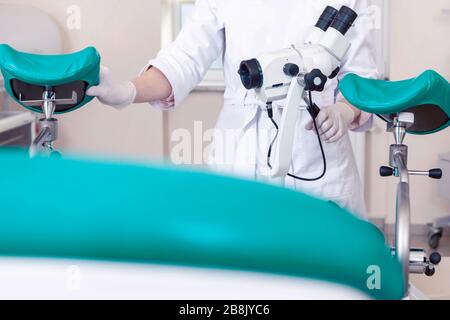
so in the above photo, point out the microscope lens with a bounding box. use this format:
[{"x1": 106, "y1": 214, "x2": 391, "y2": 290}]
[
  {"x1": 330, "y1": 6, "x2": 358, "y2": 35},
  {"x1": 315, "y1": 6, "x2": 339, "y2": 32}
]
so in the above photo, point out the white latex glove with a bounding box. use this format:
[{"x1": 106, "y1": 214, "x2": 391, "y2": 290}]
[
  {"x1": 305, "y1": 102, "x2": 356, "y2": 143},
  {"x1": 86, "y1": 66, "x2": 137, "y2": 109}
]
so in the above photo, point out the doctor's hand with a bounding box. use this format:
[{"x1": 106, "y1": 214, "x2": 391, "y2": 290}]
[
  {"x1": 87, "y1": 66, "x2": 137, "y2": 109},
  {"x1": 305, "y1": 102, "x2": 359, "y2": 143}
]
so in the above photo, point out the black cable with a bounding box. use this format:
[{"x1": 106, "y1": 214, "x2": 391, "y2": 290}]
[
  {"x1": 267, "y1": 103, "x2": 279, "y2": 170},
  {"x1": 266, "y1": 91, "x2": 327, "y2": 182}
]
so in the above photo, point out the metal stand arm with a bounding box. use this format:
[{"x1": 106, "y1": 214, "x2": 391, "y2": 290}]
[
  {"x1": 395, "y1": 178, "x2": 411, "y2": 294},
  {"x1": 382, "y1": 113, "x2": 443, "y2": 298},
  {"x1": 29, "y1": 118, "x2": 58, "y2": 158}
]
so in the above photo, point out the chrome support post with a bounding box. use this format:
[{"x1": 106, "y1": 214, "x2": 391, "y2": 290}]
[
  {"x1": 392, "y1": 150, "x2": 411, "y2": 295},
  {"x1": 19, "y1": 88, "x2": 77, "y2": 158},
  {"x1": 388, "y1": 114, "x2": 413, "y2": 295},
  {"x1": 382, "y1": 112, "x2": 442, "y2": 298}
]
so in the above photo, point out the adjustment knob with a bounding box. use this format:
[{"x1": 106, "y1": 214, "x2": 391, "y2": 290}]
[
  {"x1": 430, "y1": 252, "x2": 442, "y2": 265},
  {"x1": 283, "y1": 63, "x2": 300, "y2": 77},
  {"x1": 304, "y1": 69, "x2": 327, "y2": 92},
  {"x1": 429, "y1": 169, "x2": 443, "y2": 179},
  {"x1": 380, "y1": 166, "x2": 394, "y2": 177},
  {"x1": 425, "y1": 266, "x2": 436, "y2": 277},
  {"x1": 328, "y1": 67, "x2": 340, "y2": 79}
]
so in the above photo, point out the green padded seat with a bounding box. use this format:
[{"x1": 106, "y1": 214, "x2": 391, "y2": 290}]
[
  {"x1": 339, "y1": 70, "x2": 450, "y2": 134},
  {"x1": 0, "y1": 44, "x2": 100, "y2": 114},
  {"x1": 0, "y1": 149, "x2": 404, "y2": 300}
]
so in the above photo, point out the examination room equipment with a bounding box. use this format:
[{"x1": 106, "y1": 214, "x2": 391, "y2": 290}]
[
  {"x1": 0, "y1": 0, "x2": 448, "y2": 301},
  {"x1": 0, "y1": 52, "x2": 439, "y2": 301},
  {"x1": 340, "y1": 69, "x2": 450, "y2": 298},
  {"x1": 0, "y1": 44, "x2": 101, "y2": 157},
  {"x1": 0, "y1": 149, "x2": 404, "y2": 300},
  {"x1": 238, "y1": 5, "x2": 357, "y2": 179}
]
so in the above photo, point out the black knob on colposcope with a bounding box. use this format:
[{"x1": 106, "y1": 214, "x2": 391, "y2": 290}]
[
  {"x1": 283, "y1": 63, "x2": 300, "y2": 77},
  {"x1": 380, "y1": 166, "x2": 394, "y2": 177},
  {"x1": 328, "y1": 67, "x2": 340, "y2": 79},
  {"x1": 425, "y1": 266, "x2": 436, "y2": 277},
  {"x1": 430, "y1": 252, "x2": 442, "y2": 265},
  {"x1": 429, "y1": 169, "x2": 443, "y2": 179},
  {"x1": 304, "y1": 69, "x2": 327, "y2": 92}
]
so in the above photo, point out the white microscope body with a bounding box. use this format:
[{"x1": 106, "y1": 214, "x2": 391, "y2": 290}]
[{"x1": 238, "y1": 6, "x2": 357, "y2": 178}]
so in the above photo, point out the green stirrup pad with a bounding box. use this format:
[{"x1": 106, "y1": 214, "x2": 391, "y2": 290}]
[
  {"x1": 0, "y1": 150, "x2": 404, "y2": 300},
  {"x1": 0, "y1": 44, "x2": 100, "y2": 114},
  {"x1": 339, "y1": 70, "x2": 450, "y2": 134}
]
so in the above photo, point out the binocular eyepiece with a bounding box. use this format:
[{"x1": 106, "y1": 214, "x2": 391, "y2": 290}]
[
  {"x1": 317, "y1": 5, "x2": 358, "y2": 36},
  {"x1": 238, "y1": 5, "x2": 358, "y2": 90},
  {"x1": 315, "y1": 6, "x2": 339, "y2": 32}
]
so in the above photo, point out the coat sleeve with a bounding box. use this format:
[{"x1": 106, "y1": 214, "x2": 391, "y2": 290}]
[
  {"x1": 143, "y1": 0, "x2": 225, "y2": 109},
  {"x1": 336, "y1": 0, "x2": 380, "y2": 132}
]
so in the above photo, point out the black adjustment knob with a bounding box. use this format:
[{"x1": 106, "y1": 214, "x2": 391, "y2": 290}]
[
  {"x1": 283, "y1": 63, "x2": 300, "y2": 77},
  {"x1": 429, "y1": 169, "x2": 443, "y2": 179},
  {"x1": 380, "y1": 166, "x2": 394, "y2": 177},
  {"x1": 430, "y1": 252, "x2": 442, "y2": 265},
  {"x1": 425, "y1": 266, "x2": 436, "y2": 277},
  {"x1": 304, "y1": 69, "x2": 327, "y2": 92},
  {"x1": 329, "y1": 67, "x2": 340, "y2": 79}
]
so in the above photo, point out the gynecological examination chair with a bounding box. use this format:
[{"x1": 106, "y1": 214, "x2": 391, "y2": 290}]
[
  {"x1": 340, "y1": 70, "x2": 450, "y2": 298},
  {"x1": 0, "y1": 45, "x2": 446, "y2": 300},
  {"x1": 0, "y1": 44, "x2": 100, "y2": 157}
]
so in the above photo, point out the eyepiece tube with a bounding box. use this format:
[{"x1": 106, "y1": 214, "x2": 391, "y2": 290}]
[
  {"x1": 315, "y1": 6, "x2": 339, "y2": 32},
  {"x1": 330, "y1": 6, "x2": 358, "y2": 35}
]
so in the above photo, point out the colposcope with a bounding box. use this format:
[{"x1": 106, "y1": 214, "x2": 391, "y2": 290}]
[{"x1": 238, "y1": 6, "x2": 358, "y2": 180}]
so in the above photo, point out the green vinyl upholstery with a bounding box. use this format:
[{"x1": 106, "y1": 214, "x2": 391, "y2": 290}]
[
  {"x1": 339, "y1": 70, "x2": 450, "y2": 134},
  {"x1": 0, "y1": 149, "x2": 404, "y2": 300},
  {"x1": 0, "y1": 44, "x2": 100, "y2": 114}
]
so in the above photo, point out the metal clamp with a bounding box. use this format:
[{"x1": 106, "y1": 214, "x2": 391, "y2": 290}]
[
  {"x1": 29, "y1": 118, "x2": 58, "y2": 158},
  {"x1": 20, "y1": 90, "x2": 77, "y2": 119},
  {"x1": 391, "y1": 248, "x2": 442, "y2": 277},
  {"x1": 19, "y1": 91, "x2": 77, "y2": 107},
  {"x1": 21, "y1": 88, "x2": 74, "y2": 157}
]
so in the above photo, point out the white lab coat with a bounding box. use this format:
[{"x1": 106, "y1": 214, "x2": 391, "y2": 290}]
[{"x1": 146, "y1": 0, "x2": 378, "y2": 218}]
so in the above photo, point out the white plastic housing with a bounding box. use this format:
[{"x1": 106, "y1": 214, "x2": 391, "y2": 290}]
[
  {"x1": 304, "y1": 27, "x2": 326, "y2": 45},
  {"x1": 254, "y1": 48, "x2": 303, "y2": 103},
  {"x1": 319, "y1": 27, "x2": 351, "y2": 60}
]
